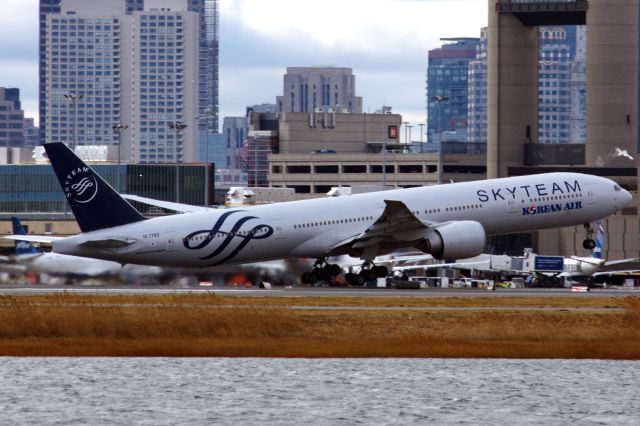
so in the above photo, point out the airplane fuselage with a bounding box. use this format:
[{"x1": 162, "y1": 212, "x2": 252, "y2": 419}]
[{"x1": 52, "y1": 173, "x2": 630, "y2": 268}]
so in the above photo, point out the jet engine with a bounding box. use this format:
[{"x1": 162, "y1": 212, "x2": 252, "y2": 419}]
[{"x1": 415, "y1": 221, "x2": 486, "y2": 260}]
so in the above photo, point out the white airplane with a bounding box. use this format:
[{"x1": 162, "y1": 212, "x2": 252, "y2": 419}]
[
  {"x1": 0, "y1": 216, "x2": 122, "y2": 277},
  {"x1": 559, "y1": 223, "x2": 640, "y2": 285},
  {"x1": 6, "y1": 142, "x2": 632, "y2": 286}
]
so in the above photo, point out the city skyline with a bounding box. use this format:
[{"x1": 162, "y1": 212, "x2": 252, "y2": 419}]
[{"x1": 0, "y1": 0, "x2": 488, "y2": 133}]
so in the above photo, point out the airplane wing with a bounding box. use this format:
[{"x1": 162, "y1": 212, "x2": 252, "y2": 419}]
[
  {"x1": 393, "y1": 259, "x2": 491, "y2": 272},
  {"x1": 603, "y1": 258, "x2": 640, "y2": 268},
  {"x1": 570, "y1": 256, "x2": 640, "y2": 271},
  {"x1": 327, "y1": 199, "x2": 434, "y2": 258},
  {"x1": 121, "y1": 194, "x2": 215, "y2": 213},
  {"x1": 2, "y1": 235, "x2": 64, "y2": 244}
]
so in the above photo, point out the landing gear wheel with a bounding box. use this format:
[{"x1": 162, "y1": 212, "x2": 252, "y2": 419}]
[
  {"x1": 355, "y1": 273, "x2": 366, "y2": 286},
  {"x1": 583, "y1": 239, "x2": 596, "y2": 250},
  {"x1": 344, "y1": 273, "x2": 356, "y2": 286},
  {"x1": 372, "y1": 265, "x2": 389, "y2": 278},
  {"x1": 301, "y1": 272, "x2": 310, "y2": 285},
  {"x1": 327, "y1": 264, "x2": 341, "y2": 277},
  {"x1": 307, "y1": 270, "x2": 319, "y2": 285},
  {"x1": 359, "y1": 269, "x2": 376, "y2": 282},
  {"x1": 583, "y1": 223, "x2": 595, "y2": 250}
]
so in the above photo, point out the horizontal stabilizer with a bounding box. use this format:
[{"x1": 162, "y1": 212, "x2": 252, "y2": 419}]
[
  {"x1": 121, "y1": 194, "x2": 214, "y2": 213},
  {"x1": 80, "y1": 237, "x2": 137, "y2": 249},
  {"x1": 3, "y1": 235, "x2": 63, "y2": 244}
]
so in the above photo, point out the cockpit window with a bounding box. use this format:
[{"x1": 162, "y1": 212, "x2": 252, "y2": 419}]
[{"x1": 614, "y1": 185, "x2": 621, "y2": 192}]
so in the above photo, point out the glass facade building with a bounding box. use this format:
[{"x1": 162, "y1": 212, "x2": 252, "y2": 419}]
[
  {"x1": 0, "y1": 163, "x2": 212, "y2": 214},
  {"x1": 426, "y1": 38, "x2": 480, "y2": 144}
]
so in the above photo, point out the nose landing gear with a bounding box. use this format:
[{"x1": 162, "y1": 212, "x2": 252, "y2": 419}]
[{"x1": 582, "y1": 223, "x2": 596, "y2": 250}]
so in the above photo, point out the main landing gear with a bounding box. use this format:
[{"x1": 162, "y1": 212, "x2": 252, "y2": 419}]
[
  {"x1": 300, "y1": 259, "x2": 342, "y2": 286},
  {"x1": 300, "y1": 259, "x2": 388, "y2": 286},
  {"x1": 582, "y1": 223, "x2": 596, "y2": 250},
  {"x1": 343, "y1": 261, "x2": 388, "y2": 287}
]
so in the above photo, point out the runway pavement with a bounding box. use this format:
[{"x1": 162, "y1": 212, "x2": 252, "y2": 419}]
[{"x1": 0, "y1": 284, "x2": 638, "y2": 298}]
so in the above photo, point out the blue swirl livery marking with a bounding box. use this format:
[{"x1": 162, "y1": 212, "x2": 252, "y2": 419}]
[
  {"x1": 182, "y1": 210, "x2": 274, "y2": 266},
  {"x1": 63, "y1": 166, "x2": 99, "y2": 204}
]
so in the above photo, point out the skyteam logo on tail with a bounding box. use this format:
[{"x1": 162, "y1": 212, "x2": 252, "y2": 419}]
[{"x1": 63, "y1": 166, "x2": 98, "y2": 204}]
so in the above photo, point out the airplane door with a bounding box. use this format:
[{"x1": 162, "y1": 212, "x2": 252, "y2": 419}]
[
  {"x1": 273, "y1": 220, "x2": 286, "y2": 240},
  {"x1": 585, "y1": 184, "x2": 596, "y2": 204},
  {"x1": 506, "y1": 199, "x2": 518, "y2": 213},
  {"x1": 166, "y1": 232, "x2": 178, "y2": 252}
]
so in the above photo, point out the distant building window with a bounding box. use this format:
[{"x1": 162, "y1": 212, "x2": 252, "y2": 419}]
[
  {"x1": 399, "y1": 165, "x2": 423, "y2": 173},
  {"x1": 291, "y1": 185, "x2": 311, "y2": 194},
  {"x1": 287, "y1": 165, "x2": 311, "y2": 174},
  {"x1": 314, "y1": 185, "x2": 333, "y2": 194},
  {"x1": 314, "y1": 165, "x2": 339, "y2": 174},
  {"x1": 370, "y1": 165, "x2": 395, "y2": 174},
  {"x1": 342, "y1": 165, "x2": 366, "y2": 173}
]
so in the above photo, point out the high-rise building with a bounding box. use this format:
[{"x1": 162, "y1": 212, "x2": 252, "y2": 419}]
[
  {"x1": 23, "y1": 118, "x2": 40, "y2": 148},
  {"x1": 467, "y1": 28, "x2": 488, "y2": 144},
  {"x1": 222, "y1": 117, "x2": 247, "y2": 170},
  {"x1": 39, "y1": 0, "x2": 219, "y2": 150},
  {"x1": 42, "y1": 0, "x2": 201, "y2": 162},
  {"x1": 569, "y1": 26, "x2": 586, "y2": 144},
  {"x1": 426, "y1": 38, "x2": 480, "y2": 144},
  {"x1": 276, "y1": 67, "x2": 363, "y2": 114},
  {"x1": 538, "y1": 26, "x2": 576, "y2": 144},
  {"x1": 448, "y1": 26, "x2": 585, "y2": 147},
  {"x1": 127, "y1": 0, "x2": 200, "y2": 163},
  {"x1": 0, "y1": 88, "x2": 26, "y2": 147}
]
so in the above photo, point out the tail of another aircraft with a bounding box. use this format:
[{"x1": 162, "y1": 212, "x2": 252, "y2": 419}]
[
  {"x1": 591, "y1": 222, "x2": 604, "y2": 259},
  {"x1": 43, "y1": 142, "x2": 146, "y2": 233},
  {"x1": 11, "y1": 216, "x2": 40, "y2": 256}
]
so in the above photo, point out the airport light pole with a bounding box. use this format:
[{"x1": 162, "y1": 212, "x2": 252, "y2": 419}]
[
  {"x1": 419, "y1": 123, "x2": 425, "y2": 153},
  {"x1": 431, "y1": 95, "x2": 449, "y2": 184},
  {"x1": 111, "y1": 123, "x2": 128, "y2": 193},
  {"x1": 168, "y1": 122, "x2": 187, "y2": 202},
  {"x1": 195, "y1": 108, "x2": 215, "y2": 164},
  {"x1": 64, "y1": 93, "x2": 83, "y2": 151}
]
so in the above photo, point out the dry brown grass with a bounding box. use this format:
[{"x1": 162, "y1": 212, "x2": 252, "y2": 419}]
[{"x1": 0, "y1": 293, "x2": 638, "y2": 358}]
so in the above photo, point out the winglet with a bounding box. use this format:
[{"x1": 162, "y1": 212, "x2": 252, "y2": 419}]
[
  {"x1": 43, "y1": 142, "x2": 146, "y2": 233},
  {"x1": 11, "y1": 216, "x2": 40, "y2": 256}
]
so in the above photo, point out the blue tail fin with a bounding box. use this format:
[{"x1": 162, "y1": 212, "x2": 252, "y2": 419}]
[
  {"x1": 592, "y1": 222, "x2": 604, "y2": 259},
  {"x1": 11, "y1": 216, "x2": 40, "y2": 256},
  {"x1": 44, "y1": 142, "x2": 146, "y2": 233}
]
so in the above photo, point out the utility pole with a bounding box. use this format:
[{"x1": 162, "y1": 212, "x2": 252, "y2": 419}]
[
  {"x1": 431, "y1": 95, "x2": 449, "y2": 184},
  {"x1": 64, "y1": 93, "x2": 83, "y2": 151},
  {"x1": 111, "y1": 123, "x2": 129, "y2": 193},
  {"x1": 168, "y1": 122, "x2": 187, "y2": 202}
]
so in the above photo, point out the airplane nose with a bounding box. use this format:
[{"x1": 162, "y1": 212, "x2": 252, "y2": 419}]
[{"x1": 622, "y1": 189, "x2": 633, "y2": 207}]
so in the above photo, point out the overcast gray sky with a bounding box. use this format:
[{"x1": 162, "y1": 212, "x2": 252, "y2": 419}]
[{"x1": 0, "y1": 0, "x2": 487, "y2": 131}]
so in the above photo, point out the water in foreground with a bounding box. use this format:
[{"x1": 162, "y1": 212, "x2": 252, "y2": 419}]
[{"x1": 1, "y1": 358, "x2": 638, "y2": 425}]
